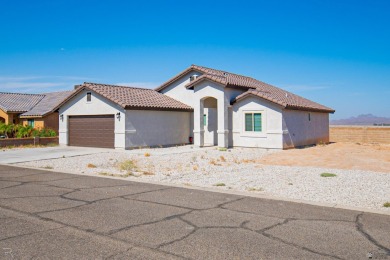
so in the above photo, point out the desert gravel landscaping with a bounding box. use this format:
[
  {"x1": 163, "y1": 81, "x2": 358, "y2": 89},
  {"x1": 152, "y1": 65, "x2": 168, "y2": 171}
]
[{"x1": 16, "y1": 143, "x2": 390, "y2": 212}]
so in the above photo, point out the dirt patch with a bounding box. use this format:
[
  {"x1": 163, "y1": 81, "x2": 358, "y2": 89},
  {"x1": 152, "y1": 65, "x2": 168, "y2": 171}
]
[{"x1": 258, "y1": 142, "x2": 390, "y2": 173}]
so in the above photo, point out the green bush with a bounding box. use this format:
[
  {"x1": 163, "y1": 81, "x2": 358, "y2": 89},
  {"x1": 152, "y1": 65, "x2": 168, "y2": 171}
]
[
  {"x1": 118, "y1": 160, "x2": 137, "y2": 172},
  {"x1": 320, "y1": 173, "x2": 337, "y2": 177},
  {"x1": 0, "y1": 123, "x2": 56, "y2": 138}
]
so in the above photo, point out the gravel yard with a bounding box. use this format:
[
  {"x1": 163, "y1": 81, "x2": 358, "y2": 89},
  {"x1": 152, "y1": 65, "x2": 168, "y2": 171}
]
[{"x1": 17, "y1": 144, "x2": 390, "y2": 212}]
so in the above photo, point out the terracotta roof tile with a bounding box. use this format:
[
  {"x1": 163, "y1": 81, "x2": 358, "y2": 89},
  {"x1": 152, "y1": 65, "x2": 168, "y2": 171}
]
[
  {"x1": 156, "y1": 64, "x2": 335, "y2": 113},
  {"x1": 56, "y1": 83, "x2": 193, "y2": 111},
  {"x1": 188, "y1": 65, "x2": 335, "y2": 113}
]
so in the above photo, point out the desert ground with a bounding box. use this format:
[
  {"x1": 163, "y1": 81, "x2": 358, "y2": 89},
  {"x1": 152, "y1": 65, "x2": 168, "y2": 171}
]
[
  {"x1": 17, "y1": 142, "x2": 390, "y2": 212},
  {"x1": 259, "y1": 142, "x2": 390, "y2": 173}
]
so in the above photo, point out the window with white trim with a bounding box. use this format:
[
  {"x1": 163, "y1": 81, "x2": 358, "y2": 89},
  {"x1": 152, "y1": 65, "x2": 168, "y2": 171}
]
[
  {"x1": 86, "y1": 92, "x2": 92, "y2": 102},
  {"x1": 244, "y1": 112, "x2": 262, "y2": 132}
]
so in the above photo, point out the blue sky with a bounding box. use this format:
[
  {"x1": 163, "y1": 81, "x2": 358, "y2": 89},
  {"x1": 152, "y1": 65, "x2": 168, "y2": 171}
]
[{"x1": 0, "y1": 0, "x2": 389, "y2": 119}]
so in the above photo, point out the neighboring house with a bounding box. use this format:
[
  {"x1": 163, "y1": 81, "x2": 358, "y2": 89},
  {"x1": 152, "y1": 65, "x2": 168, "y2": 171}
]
[
  {"x1": 0, "y1": 91, "x2": 72, "y2": 132},
  {"x1": 56, "y1": 65, "x2": 334, "y2": 149}
]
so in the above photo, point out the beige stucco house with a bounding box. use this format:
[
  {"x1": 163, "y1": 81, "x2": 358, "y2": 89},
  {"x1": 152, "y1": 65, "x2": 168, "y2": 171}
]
[{"x1": 57, "y1": 65, "x2": 334, "y2": 149}]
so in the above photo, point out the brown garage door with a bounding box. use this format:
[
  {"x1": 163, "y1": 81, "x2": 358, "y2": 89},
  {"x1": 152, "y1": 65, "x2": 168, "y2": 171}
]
[{"x1": 68, "y1": 115, "x2": 115, "y2": 148}]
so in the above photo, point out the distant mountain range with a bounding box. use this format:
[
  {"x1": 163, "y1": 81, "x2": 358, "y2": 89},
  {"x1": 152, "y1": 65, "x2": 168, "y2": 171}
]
[{"x1": 330, "y1": 114, "x2": 390, "y2": 126}]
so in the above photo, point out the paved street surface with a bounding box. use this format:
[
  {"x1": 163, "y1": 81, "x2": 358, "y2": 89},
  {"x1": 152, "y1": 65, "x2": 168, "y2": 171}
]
[{"x1": 0, "y1": 165, "x2": 389, "y2": 259}]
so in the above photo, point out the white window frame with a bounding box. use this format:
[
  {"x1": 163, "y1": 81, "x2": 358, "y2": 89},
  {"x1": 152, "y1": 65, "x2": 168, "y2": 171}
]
[
  {"x1": 241, "y1": 110, "x2": 266, "y2": 137},
  {"x1": 86, "y1": 92, "x2": 92, "y2": 103}
]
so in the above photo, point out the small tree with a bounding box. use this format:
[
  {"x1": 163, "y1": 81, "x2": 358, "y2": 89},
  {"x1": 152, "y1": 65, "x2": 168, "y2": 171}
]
[
  {"x1": 0, "y1": 123, "x2": 15, "y2": 138},
  {"x1": 15, "y1": 124, "x2": 34, "y2": 138}
]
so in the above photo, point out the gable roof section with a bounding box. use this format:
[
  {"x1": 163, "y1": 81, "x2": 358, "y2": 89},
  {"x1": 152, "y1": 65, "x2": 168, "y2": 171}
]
[
  {"x1": 55, "y1": 82, "x2": 193, "y2": 112},
  {"x1": 20, "y1": 91, "x2": 73, "y2": 117},
  {"x1": 0, "y1": 92, "x2": 45, "y2": 113},
  {"x1": 232, "y1": 89, "x2": 334, "y2": 113},
  {"x1": 156, "y1": 64, "x2": 335, "y2": 113}
]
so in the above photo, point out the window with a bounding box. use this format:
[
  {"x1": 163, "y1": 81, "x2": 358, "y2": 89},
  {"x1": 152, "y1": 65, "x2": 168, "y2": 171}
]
[
  {"x1": 27, "y1": 119, "x2": 35, "y2": 128},
  {"x1": 87, "y1": 92, "x2": 92, "y2": 102},
  {"x1": 245, "y1": 113, "x2": 262, "y2": 132},
  {"x1": 203, "y1": 114, "x2": 207, "y2": 126}
]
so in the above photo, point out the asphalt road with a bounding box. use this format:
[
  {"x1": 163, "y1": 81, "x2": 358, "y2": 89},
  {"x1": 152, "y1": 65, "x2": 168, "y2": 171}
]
[{"x1": 0, "y1": 165, "x2": 389, "y2": 259}]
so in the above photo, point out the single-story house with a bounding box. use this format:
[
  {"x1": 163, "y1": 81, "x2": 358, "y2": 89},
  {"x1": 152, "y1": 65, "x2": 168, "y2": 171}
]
[
  {"x1": 158, "y1": 65, "x2": 335, "y2": 149},
  {"x1": 56, "y1": 65, "x2": 334, "y2": 149},
  {"x1": 0, "y1": 91, "x2": 72, "y2": 132}
]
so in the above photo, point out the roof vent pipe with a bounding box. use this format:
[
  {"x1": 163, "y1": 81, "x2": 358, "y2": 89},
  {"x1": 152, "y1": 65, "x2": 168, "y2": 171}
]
[{"x1": 190, "y1": 75, "x2": 198, "y2": 82}]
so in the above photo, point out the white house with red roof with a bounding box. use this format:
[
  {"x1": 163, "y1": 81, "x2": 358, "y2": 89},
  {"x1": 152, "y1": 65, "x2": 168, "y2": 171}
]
[
  {"x1": 156, "y1": 65, "x2": 334, "y2": 149},
  {"x1": 56, "y1": 65, "x2": 334, "y2": 149}
]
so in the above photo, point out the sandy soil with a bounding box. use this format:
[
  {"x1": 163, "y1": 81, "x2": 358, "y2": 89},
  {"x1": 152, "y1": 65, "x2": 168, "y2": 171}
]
[{"x1": 258, "y1": 142, "x2": 390, "y2": 173}]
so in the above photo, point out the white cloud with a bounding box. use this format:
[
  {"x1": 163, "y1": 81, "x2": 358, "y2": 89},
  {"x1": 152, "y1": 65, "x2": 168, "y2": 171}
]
[{"x1": 0, "y1": 75, "x2": 95, "y2": 93}]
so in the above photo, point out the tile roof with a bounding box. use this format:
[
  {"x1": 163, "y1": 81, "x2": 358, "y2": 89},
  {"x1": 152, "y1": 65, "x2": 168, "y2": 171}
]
[
  {"x1": 20, "y1": 91, "x2": 73, "y2": 117},
  {"x1": 156, "y1": 65, "x2": 335, "y2": 113},
  {"x1": 0, "y1": 92, "x2": 45, "y2": 113},
  {"x1": 55, "y1": 82, "x2": 193, "y2": 111}
]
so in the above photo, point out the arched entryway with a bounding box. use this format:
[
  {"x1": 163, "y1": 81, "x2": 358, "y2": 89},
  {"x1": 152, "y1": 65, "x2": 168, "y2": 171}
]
[{"x1": 0, "y1": 116, "x2": 5, "y2": 124}]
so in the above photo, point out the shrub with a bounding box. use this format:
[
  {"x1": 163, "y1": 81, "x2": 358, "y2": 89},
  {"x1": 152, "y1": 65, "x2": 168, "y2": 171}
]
[
  {"x1": 144, "y1": 152, "x2": 151, "y2": 157},
  {"x1": 383, "y1": 202, "x2": 390, "y2": 208},
  {"x1": 218, "y1": 147, "x2": 227, "y2": 151},
  {"x1": 143, "y1": 171, "x2": 155, "y2": 176},
  {"x1": 0, "y1": 123, "x2": 15, "y2": 138},
  {"x1": 0, "y1": 123, "x2": 56, "y2": 138},
  {"x1": 320, "y1": 173, "x2": 337, "y2": 177},
  {"x1": 119, "y1": 160, "x2": 137, "y2": 172},
  {"x1": 33, "y1": 128, "x2": 57, "y2": 137},
  {"x1": 87, "y1": 163, "x2": 97, "y2": 168},
  {"x1": 214, "y1": 183, "x2": 226, "y2": 187},
  {"x1": 209, "y1": 159, "x2": 221, "y2": 166},
  {"x1": 15, "y1": 125, "x2": 34, "y2": 138},
  {"x1": 246, "y1": 187, "x2": 263, "y2": 192}
]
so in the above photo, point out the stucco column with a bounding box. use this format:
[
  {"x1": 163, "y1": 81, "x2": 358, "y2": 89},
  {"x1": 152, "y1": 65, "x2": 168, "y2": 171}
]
[
  {"x1": 217, "y1": 97, "x2": 229, "y2": 148},
  {"x1": 193, "y1": 99, "x2": 204, "y2": 147}
]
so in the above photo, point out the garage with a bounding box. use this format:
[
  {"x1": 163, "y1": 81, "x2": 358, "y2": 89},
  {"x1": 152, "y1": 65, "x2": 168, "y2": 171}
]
[
  {"x1": 56, "y1": 83, "x2": 193, "y2": 149},
  {"x1": 68, "y1": 115, "x2": 115, "y2": 148}
]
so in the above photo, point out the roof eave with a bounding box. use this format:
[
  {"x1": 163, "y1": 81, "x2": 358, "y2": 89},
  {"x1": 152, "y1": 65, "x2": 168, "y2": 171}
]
[
  {"x1": 124, "y1": 105, "x2": 194, "y2": 112},
  {"x1": 19, "y1": 115, "x2": 44, "y2": 118},
  {"x1": 285, "y1": 105, "x2": 336, "y2": 113},
  {"x1": 185, "y1": 77, "x2": 227, "y2": 90},
  {"x1": 52, "y1": 85, "x2": 126, "y2": 112},
  {"x1": 155, "y1": 66, "x2": 205, "y2": 92},
  {"x1": 231, "y1": 93, "x2": 287, "y2": 108}
]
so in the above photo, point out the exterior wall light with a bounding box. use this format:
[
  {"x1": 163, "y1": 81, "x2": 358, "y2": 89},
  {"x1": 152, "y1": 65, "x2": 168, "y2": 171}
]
[
  {"x1": 116, "y1": 112, "x2": 121, "y2": 120},
  {"x1": 60, "y1": 114, "x2": 64, "y2": 121}
]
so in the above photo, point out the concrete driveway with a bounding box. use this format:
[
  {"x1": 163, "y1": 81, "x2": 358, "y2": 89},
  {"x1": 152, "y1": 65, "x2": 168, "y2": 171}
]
[
  {"x1": 0, "y1": 146, "x2": 110, "y2": 164},
  {"x1": 0, "y1": 165, "x2": 389, "y2": 259}
]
